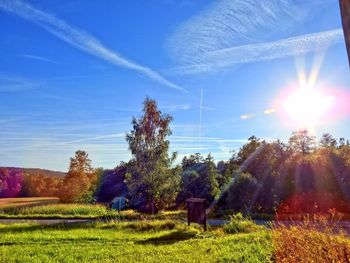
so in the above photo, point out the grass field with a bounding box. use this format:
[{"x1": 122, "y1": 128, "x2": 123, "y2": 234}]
[
  {"x1": 0, "y1": 197, "x2": 59, "y2": 211},
  {"x1": 0, "y1": 200, "x2": 186, "y2": 220},
  {"x1": 0, "y1": 220, "x2": 272, "y2": 263}
]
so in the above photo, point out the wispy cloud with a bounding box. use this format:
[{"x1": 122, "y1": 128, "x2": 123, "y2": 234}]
[
  {"x1": 18, "y1": 54, "x2": 58, "y2": 64},
  {"x1": 0, "y1": 74, "x2": 40, "y2": 92},
  {"x1": 166, "y1": 0, "x2": 339, "y2": 74},
  {"x1": 160, "y1": 104, "x2": 190, "y2": 111},
  {"x1": 171, "y1": 29, "x2": 344, "y2": 75},
  {"x1": 0, "y1": 0, "x2": 186, "y2": 93}
]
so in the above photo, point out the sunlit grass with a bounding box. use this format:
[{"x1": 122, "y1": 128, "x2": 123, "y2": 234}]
[
  {"x1": 223, "y1": 213, "x2": 265, "y2": 234},
  {"x1": 0, "y1": 220, "x2": 272, "y2": 262},
  {"x1": 0, "y1": 202, "x2": 187, "y2": 221},
  {"x1": 0, "y1": 197, "x2": 59, "y2": 211}
]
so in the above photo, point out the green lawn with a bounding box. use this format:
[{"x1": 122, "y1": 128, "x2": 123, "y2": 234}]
[{"x1": 0, "y1": 220, "x2": 272, "y2": 263}]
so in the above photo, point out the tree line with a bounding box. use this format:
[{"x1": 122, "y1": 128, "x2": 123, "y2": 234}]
[{"x1": 1, "y1": 97, "x2": 350, "y2": 215}]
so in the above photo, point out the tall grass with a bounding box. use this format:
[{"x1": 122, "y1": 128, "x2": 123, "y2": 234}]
[
  {"x1": 18, "y1": 204, "x2": 109, "y2": 216},
  {"x1": 1, "y1": 204, "x2": 142, "y2": 219},
  {"x1": 1, "y1": 203, "x2": 187, "y2": 220},
  {"x1": 273, "y1": 216, "x2": 350, "y2": 262}
]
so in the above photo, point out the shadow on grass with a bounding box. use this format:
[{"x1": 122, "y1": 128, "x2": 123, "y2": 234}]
[
  {"x1": 136, "y1": 230, "x2": 197, "y2": 245},
  {"x1": 0, "y1": 221, "x2": 96, "y2": 234}
]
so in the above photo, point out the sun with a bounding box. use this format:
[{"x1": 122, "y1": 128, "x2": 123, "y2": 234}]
[{"x1": 283, "y1": 86, "x2": 335, "y2": 127}]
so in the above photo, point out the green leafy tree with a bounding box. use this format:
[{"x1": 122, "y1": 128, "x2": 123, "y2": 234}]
[
  {"x1": 181, "y1": 153, "x2": 204, "y2": 170},
  {"x1": 220, "y1": 172, "x2": 260, "y2": 214},
  {"x1": 236, "y1": 136, "x2": 263, "y2": 166},
  {"x1": 201, "y1": 154, "x2": 220, "y2": 201},
  {"x1": 125, "y1": 98, "x2": 181, "y2": 213}
]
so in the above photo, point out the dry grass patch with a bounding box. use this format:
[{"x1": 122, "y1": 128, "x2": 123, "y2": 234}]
[{"x1": 273, "y1": 217, "x2": 350, "y2": 262}]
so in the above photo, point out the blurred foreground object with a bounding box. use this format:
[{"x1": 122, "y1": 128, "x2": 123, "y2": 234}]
[{"x1": 340, "y1": 0, "x2": 350, "y2": 65}]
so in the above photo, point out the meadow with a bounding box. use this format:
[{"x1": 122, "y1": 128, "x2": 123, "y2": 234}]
[
  {"x1": 1, "y1": 200, "x2": 350, "y2": 262},
  {"x1": 0, "y1": 197, "x2": 59, "y2": 211},
  {"x1": 0, "y1": 199, "x2": 186, "y2": 221},
  {"x1": 0, "y1": 220, "x2": 272, "y2": 263}
]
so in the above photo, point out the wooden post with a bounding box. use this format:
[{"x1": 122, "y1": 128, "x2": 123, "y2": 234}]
[
  {"x1": 340, "y1": 0, "x2": 350, "y2": 65},
  {"x1": 186, "y1": 198, "x2": 207, "y2": 231}
]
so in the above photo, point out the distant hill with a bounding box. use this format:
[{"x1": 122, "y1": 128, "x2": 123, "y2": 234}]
[{"x1": 1, "y1": 167, "x2": 66, "y2": 178}]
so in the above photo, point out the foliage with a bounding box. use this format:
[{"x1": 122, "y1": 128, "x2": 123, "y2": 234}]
[
  {"x1": 126, "y1": 98, "x2": 181, "y2": 213},
  {"x1": 288, "y1": 129, "x2": 316, "y2": 155},
  {"x1": 217, "y1": 129, "x2": 350, "y2": 216},
  {"x1": 219, "y1": 172, "x2": 260, "y2": 214},
  {"x1": 223, "y1": 213, "x2": 264, "y2": 234},
  {"x1": 60, "y1": 150, "x2": 97, "y2": 203},
  {"x1": 21, "y1": 173, "x2": 61, "y2": 197},
  {"x1": 177, "y1": 153, "x2": 220, "y2": 204},
  {"x1": 0, "y1": 168, "x2": 23, "y2": 198},
  {"x1": 94, "y1": 165, "x2": 128, "y2": 203}
]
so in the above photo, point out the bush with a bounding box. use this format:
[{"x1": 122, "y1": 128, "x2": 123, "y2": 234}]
[
  {"x1": 223, "y1": 213, "x2": 263, "y2": 234},
  {"x1": 218, "y1": 172, "x2": 260, "y2": 214}
]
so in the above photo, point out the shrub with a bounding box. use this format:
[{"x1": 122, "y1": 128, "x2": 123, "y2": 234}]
[
  {"x1": 223, "y1": 213, "x2": 263, "y2": 234},
  {"x1": 218, "y1": 172, "x2": 260, "y2": 214}
]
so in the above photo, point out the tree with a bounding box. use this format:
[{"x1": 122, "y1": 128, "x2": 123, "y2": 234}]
[
  {"x1": 217, "y1": 160, "x2": 231, "y2": 188},
  {"x1": 181, "y1": 153, "x2": 204, "y2": 170},
  {"x1": 0, "y1": 168, "x2": 23, "y2": 198},
  {"x1": 219, "y1": 172, "x2": 260, "y2": 214},
  {"x1": 201, "y1": 154, "x2": 220, "y2": 201},
  {"x1": 60, "y1": 150, "x2": 97, "y2": 203},
  {"x1": 320, "y1": 133, "x2": 337, "y2": 148},
  {"x1": 236, "y1": 136, "x2": 263, "y2": 166},
  {"x1": 22, "y1": 173, "x2": 61, "y2": 197},
  {"x1": 289, "y1": 130, "x2": 316, "y2": 155},
  {"x1": 125, "y1": 98, "x2": 181, "y2": 213}
]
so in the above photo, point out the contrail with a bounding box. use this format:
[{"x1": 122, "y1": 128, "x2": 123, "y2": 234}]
[
  {"x1": 0, "y1": 0, "x2": 187, "y2": 93},
  {"x1": 199, "y1": 88, "x2": 203, "y2": 145}
]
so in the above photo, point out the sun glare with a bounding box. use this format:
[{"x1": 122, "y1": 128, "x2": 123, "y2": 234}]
[{"x1": 283, "y1": 86, "x2": 335, "y2": 127}]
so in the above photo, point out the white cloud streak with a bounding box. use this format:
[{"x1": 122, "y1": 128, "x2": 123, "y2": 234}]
[
  {"x1": 166, "y1": 0, "x2": 340, "y2": 74},
  {"x1": 160, "y1": 104, "x2": 190, "y2": 111},
  {"x1": 0, "y1": 74, "x2": 40, "y2": 92},
  {"x1": 0, "y1": 0, "x2": 187, "y2": 93},
  {"x1": 171, "y1": 29, "x2": 344, "y2": 75},
  {"x1": 18, "y1": 54, "x2": 59, "y2": 64}
]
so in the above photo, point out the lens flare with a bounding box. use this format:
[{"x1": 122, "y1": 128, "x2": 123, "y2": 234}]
[{"x1": 282, "y1": 87, "x2": 335, "y2": 127}]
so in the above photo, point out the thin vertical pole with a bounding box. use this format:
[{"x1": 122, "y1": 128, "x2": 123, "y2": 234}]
[
  {"x1": 187, "y1": 204, "x2": 190, "y2": 226},
  {"x1": 340, "y1": 0, "x2": 350, "y2": 66}
]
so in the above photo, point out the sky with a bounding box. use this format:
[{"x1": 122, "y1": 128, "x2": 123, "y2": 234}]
[{"x1": 0, "y1": 0, "x2": 350, "y2": 171}]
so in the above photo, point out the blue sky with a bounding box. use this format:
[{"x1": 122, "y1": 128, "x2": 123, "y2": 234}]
[{"x1": 0, "y1": 0, "x2": 349, "y2": 171}]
